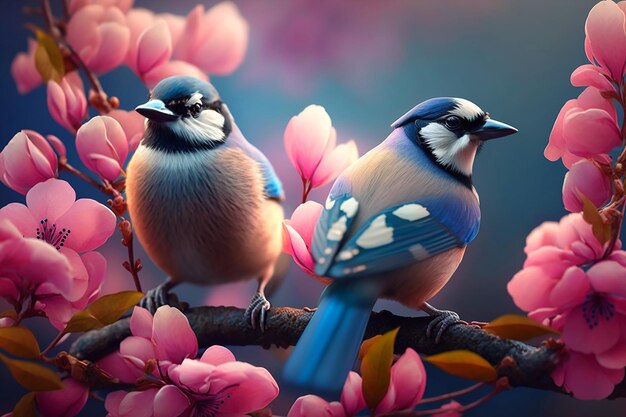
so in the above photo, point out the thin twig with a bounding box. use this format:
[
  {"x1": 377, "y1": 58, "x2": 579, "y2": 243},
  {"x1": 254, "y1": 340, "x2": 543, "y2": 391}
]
[
  {"x1": 41, "y1": 330, "x2": 65, "y2": 356},
  {"x1": 58, "y1": 160, "x2": 110, "y2": 194},
  {"x1": 418, "y1": 382, "x2": 484, "y2": 405}
]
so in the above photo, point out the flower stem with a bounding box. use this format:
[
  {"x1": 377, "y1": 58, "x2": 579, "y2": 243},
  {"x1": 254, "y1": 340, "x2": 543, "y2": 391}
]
[
  {"x1": 418, "y1": 382, "x2": 484, "y2": 405},
  {"x1": 301, "y1": 179, "x2": 312, "y2": 204},
  {"x1": 41, "y1": 330, "x2": 65, "y2": 356},
  {"x1": 58, "y1": 160, "x2": 111, "y2": 194}
]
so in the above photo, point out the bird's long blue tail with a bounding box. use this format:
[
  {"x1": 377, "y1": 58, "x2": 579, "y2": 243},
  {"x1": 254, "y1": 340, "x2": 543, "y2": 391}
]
[{"x1": 283, "y1": 280, "x2": 379, "y2": 399}]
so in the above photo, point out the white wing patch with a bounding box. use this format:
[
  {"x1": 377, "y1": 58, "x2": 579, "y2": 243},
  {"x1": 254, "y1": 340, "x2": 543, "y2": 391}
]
[
  {"x1": 325, "y1": 195, "x2": 336, "y2": 210},
  {"x1": 340, "y1": 197, "x2": 358, "y2": 218},
  {"x1": 327, "y1": 216, "x2": 348, "y2": 241},
  {"x1": 409, "y1": 244, "x2": 429, "y2": 260},
  {"x1": 393, "y1": 204, "x2": 429, "y2": 221},
  {"x1": 356, "y1": 214, "x2": 393, "y2": 249}
]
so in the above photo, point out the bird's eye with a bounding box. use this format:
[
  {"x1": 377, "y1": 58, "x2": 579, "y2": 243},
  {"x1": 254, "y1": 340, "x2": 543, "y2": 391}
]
[
  {"x1": 444, "y1": 116, "x2": 461, "y2": 130},
  {"x1": 188, "y1": 102, "x2": 202, "y2": 117}
]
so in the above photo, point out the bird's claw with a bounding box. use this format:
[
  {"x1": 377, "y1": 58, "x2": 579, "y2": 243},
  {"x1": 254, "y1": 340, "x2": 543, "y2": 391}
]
[
  {"x1": 425, "y1": 309, "x2": 464, "y2": 343},
  {"x1": 244, "y1": 292, "x2": 271, "y2": 332},
  {"x1": 302, "y1": 306, "x2": 318, "y2": 313},
  {"x1": 139, "y1": 282, "x2": 181, "y2": 314}
]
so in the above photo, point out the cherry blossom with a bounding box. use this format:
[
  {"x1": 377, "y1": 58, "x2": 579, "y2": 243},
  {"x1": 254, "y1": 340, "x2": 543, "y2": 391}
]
[{"x1": 562, "y1": 158, "x2": 611, "y2": 212}]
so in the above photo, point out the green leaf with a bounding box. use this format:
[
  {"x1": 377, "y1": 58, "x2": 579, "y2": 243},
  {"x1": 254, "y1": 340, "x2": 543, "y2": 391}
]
[
  {"x1": 424, "y1": 350, "x2": 496, "y2": 382},
  {"x1": 13, "y1": 392, "x2": 36, "y2": 417},
  {"x1": 0, "y1": 326, "x2": 41, "y2": 359},
  {"x1": 33, "y1": 29, "x2": 64, "y2": 83},
  {"x1": 484, "y1": 314, "x2": 559, "y2": 341},
  {"x1": 360, "y1": 328, "x2": 399, "y2": 411},
  {"x1": 0, "y1": 352, "x2": 63, "y2": 391},
  {"x1": 63, "y1": 291, "x2": 144, "y2": 334},
  {"x1": 581, "y1": 194, "x2": 611, "y2": 244}
]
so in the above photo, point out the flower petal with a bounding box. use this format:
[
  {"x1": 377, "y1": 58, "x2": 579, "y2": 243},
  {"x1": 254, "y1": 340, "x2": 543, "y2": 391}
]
[
  {"x1": 130, "y1": 306, "x2": 154, "y2": 339},
  {"x1": 152, "y1": 305, "x2": 198, "y2": 363},
  {"x1": 153, "y1": 385, "x2": 190, "y2": 417},
  {"x1": 55, "y1": 199, "x2": 116, "y2": 252},
  {"x1": 26, "y1": 179, "x2": 76, "y2": 224},
  {"x1": 199, "y1": 345, "x2": 236, "y2": 366}
]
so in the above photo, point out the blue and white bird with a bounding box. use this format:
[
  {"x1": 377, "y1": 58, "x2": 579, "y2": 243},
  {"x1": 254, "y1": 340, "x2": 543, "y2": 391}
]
[
  {"x1": 125, "y1": 76, "x2": 284, "y2": 329},
  {"x1": 283, "y1": 97, "x2": 517, "y2": 395}
]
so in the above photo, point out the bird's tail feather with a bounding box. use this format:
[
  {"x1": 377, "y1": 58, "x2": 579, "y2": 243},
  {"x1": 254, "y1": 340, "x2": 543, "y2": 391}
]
[{"x1": 283, "y1": 280, "x2": 379, "y2": 399}]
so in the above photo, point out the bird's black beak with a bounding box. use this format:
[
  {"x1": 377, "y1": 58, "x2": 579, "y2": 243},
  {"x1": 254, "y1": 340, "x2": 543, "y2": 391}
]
[
  {"x1": 135, "y1": 99, "x2": 178, "y2": 122},
  {"x1": 472, "y1": 118, "x2": 518, "y2": 141}
]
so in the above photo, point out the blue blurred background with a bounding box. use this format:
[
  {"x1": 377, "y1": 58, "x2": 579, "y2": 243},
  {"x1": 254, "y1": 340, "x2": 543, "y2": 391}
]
[{"x1": 1, "y1": 0, "x2": 623, "y2": 415}]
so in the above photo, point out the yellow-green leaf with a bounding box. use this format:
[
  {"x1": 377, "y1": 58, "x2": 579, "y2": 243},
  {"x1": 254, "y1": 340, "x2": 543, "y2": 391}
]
[
  {"x1": 358, "y1": 334, "x2": 382, "y2": 360},
  {"x1": 360, "y1": 328, "x2": 399, "y2": 411},
  {"x1": 424, "y1": 350, "x2": 496, "y2": 382},
  {"x1": 484, "y1": 314, "x2": 559, "y2": 341},
  {"x1": 13, "y1": 392, "x2": 36, "y2": 417},
  {"x1": 0, "y1": 310, "x2": 18, "y2": 320},
  {"x1": 0, "y1": 326, "x2": 41, "y2": 359},
  {"x1": 580, "y1": 194, "x2": 611, "y2": 244},
  {"x1": 63, "y1": 291, "x2": 144, "y2": 334},
  {"x1": 0, "y1": 352, "x2": 63, "y2": 391},
  {"x1": 33, "y1": 29, "x2": 64, "y2": 83}
]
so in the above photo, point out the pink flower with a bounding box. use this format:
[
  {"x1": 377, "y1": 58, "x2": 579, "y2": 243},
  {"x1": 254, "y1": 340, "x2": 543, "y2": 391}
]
[
  {"x1": 103, "y1": 307, "x2": 279, "y2": 417},
  {"x1": 46, "y1": 72, "x2": 88, "y2": 133},
  {"x1": 283, "y1": 201, "x2": 324, "y2": 278},
  {"x1": 36, "y1": 378, "x2": 90, "y2": 417},
  {"x1": 284, "y1": 105, "x2": 358, "y2": 195},
  {"x1": 107, "y1": 110, "x2": 145, "y2": 151},
  {"x1": 0, "y1": 179, "x2": 115, "y2": 328},
  {"x1": 67, "y1": 0, "x2": 133, "y2": 15},
  {"x1": 288, "y1": 348, "x2": 425, "y2": 416},
  {"x1": 562, "y1": 159, "x2": 611, "y2": 212},
  {"x1": 0, "y1": 130, "x2": 60, "y2": 195},
  {"x1": 545, "y1": 87, "x2": 619, "y2": 167},
  {"x1": 66, "y1": 5, "x2": 130, "y2": 74},
  {"x1": 584, "y1": 1, "x2": 626, "y2": 82},
  {"x1": 76, "y1": 116, "x2": 129, "y2": 181},
  {"x1": 11, "y1": 39, "x2": 42, "y2": 94},
  {"x1": 552, "y1": 351, "x2": 625, "y2": 400},
  {"x1": 173, "y1": 2, "x2": 248, "y2": 75},
  {"x1": 436, "y1": 400, "x2": 463, "y2": 417},
  {"x1": 127, "y1": 17, "x2": 173, "y2": 78}
]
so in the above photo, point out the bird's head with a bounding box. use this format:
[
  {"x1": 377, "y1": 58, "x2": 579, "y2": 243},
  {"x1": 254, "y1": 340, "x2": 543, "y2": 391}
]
[
  {"x1": 392, "y1": 97, "x2": 517, "y2": 178},
  {"x1": 135, "y1": 76, "x2": 232, "y2": 151}
]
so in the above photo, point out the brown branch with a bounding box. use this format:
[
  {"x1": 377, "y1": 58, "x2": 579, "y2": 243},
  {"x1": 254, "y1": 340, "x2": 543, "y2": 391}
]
[{"x1": 69, "y1": 305, "x2": 626, "y2": 399}]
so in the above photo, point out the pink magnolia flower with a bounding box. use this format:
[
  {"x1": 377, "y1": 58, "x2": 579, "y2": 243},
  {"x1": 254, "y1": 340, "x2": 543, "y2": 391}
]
[
  {"x1": 103, "y1": 306, "x2": 279, "y2": 417},
  {"x1": 285, "y1": 105, "x2": 358, "y2": 196},
  {"x1": 66, "y1": 5, "x2": 130, "y2": 74},
  {"x1": 562, "y1": 158, "x2": 611, "y2": 212},
  {"x1": 127, "y1": 17, "x2": 173, "y2": 78},
  {"x1": 36, "y1": 378, "x2": 90, "y2": 417},
  {"x1": 0, "y1": 130, "x2": 60, "y2": 195},
  {"x1": 67, "y1": 0, "x2": 133, "y2": 15},
  {"x1": 288, "y1": 348, "x2": 425, "y2": 416},
  {"x1": 283, "y1": 201, "x2": 324, "y2": 277},
  {"x1": 46, "y1": 72, "x2": 88, "y2": 133},
  {"x1": 0, "y1": 179, "x2": 115, "y2": 328},
  {"x1": 76, "y1": 116, "x2": 129, "y2": 181},
  {"x1": 545, "y1": 87, "x2": 619, "y2": 167},
  {"x1": 552, "y1": 350, "x2": 625, "y2": 400},
  {"x1": 108, "y1": 109, "x2": 145, "y2": 151},
  {"x1": 11, "y1": 39, "x2": 42, "y2": 94},
  {"x1": 174, "y1": 2, "x2": 248, "y2": 75},
  {"x1": 583, "y1": 1, "x2": 626, "y2": 82}
]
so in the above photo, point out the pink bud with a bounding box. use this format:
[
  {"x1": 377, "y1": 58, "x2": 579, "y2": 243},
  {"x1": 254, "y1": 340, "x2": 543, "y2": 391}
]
[
  {"x1": 11, "y1": 39, "x2": 42, "y2": 94},
  {"x1": 36, "y1": 379, "x2": 89, "y2": 417},
  {"x1": 108, "y1": 109, "x2": 145, "y2": 151},
  {"x1": 585, "y1": 0, "x2": 626, "y2": 81},
  {"x1": 285, "y1": 105, "x2": 358, "y2": 189},
  {"x1": 135, "y1": 20, "x2": 173, "y2": 76},
  {"x1": 124, "y1": 8, "x2": 155, "y2": 73},
  {"x1": 282, "y1": 201, "x2": 324, "y2": 277},
  {"x1": 67, "y1": 0, "x2": 133, "y2": 15},
  {"x1": 562, "y1": 159, "x2": 611, "y2": 212},
  {"x1": 159, "y1": 13, "x2": 186, "y2": 49},
  {"x1": 0, "y1": 130, "x2": 58, "y2": 194},
  {"x1": 75, "y1": 116, "x2": 128, "y2": 181},
  {"x1": 66, "y1": 5, "x2": 130, "y2": 74},
  {"x1": 174, "y1": 2, "x2": 249, "y2": 75},
  {"x1": 46, "y1": 72, "x2": 87, "y2": 133}
]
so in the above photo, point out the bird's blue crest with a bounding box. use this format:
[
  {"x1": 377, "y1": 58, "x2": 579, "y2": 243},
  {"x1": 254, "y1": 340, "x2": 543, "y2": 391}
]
[
  {"x1": 150, "y1": 76, "x2": 220, "y2": 103},
  {"x1": 391, "y1": 97, "x2": 463, "y2": 128}
]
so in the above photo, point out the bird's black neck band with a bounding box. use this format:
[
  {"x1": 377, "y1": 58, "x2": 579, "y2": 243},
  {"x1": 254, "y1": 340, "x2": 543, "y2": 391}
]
[{"x1": 141, "y1": 122, "x2": 228, "y2": 153}]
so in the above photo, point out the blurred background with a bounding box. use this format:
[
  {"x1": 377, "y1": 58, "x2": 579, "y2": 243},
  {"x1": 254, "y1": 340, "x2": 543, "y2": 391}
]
[{"x1": 1, "y1": 0, "x2": 622, "y2": 415}]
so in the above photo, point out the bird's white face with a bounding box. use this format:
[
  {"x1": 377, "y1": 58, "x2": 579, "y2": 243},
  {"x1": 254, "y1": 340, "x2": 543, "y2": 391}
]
[{"x1": 419, "y1": 99, "x2": 486, "y2": 176}]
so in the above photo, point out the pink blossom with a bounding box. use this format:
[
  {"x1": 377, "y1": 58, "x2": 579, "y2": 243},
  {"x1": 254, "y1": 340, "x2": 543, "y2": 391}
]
[
  {"x1": 67, "y1": 0, "x2": 133, "y2": 15},
  {"x1": 584, "y1": 0, "x2": 626, "y2": 82},
  {"x1": 66, "y1": 5, "x2": 130, "y2": 74},
  {"x1": 435, "y1": 401, "x2": 463, "y2": 417},
  {"x1": 545, "y1": 87, "x2": 618, "y2": 167},
  {"x1": 285, "y1": 105, "x2": 358, "y2": 191},
  {"x1": 283, "y1": 201, "x2": 324, "y2": 277},
  {"x1": 108, "y1": 109, "x2": 145, "y2": 151},
  {"x1": 36, "y1": 378, "x2": 90, "y2": 417},
  {"x1": 570, "y1": 64, "x2": 615, "y2": 92},
  {"x1": 287, "y1": 372, "x2": 363, "y2": 417},
  {"x1": 126, "y1": 16, "x2": 173, "y2": 78},
  {"x1": 0, "y1": 179, "x2": 115, "y2": 328},
  {"x1": 46, "y1": 72, "x2": 88, "y2": 133},
  {"x1": 76, "y1": 116, "x2": 129, "y2": 181},
  {"x1": 0, "y1": 130, "x2": 59, "y2": 195},
  {"x1": 103, "y1": 307, "x2": 279, "y2": 417},
  {"x1": 552, "y1": 351, "x2": 625, "y2": 400},
  {"x1": 11, "y1": 39, "x2": 42, "y2": 94},
  {"x1": 562, "y1": 159, "x2": 611, "y2": 212},
  {"x1": 174, "y1": 3, "x2": 248, "y2": 75}
]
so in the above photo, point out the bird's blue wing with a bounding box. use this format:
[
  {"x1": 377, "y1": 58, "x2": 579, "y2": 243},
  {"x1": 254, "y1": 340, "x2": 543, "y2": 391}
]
[{"x1": 323, "y1": 196, "x2": 480, "y2": 279}]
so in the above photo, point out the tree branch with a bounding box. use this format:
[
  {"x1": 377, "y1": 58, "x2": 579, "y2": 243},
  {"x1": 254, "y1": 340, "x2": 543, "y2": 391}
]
[{"x1": 69, "y1": 306, "x2": 626, "y2": 399}]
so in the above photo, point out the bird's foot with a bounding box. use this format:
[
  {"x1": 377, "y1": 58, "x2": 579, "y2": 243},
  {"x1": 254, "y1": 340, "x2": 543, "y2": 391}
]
[
  {"x1": 422, "y1": 303, "x2": 466, "y2": 343},
  {"x1": 302, "y1": 306, "x2": 318, "y2": 313},
  {"x1": 244, "y1": 292, "x2": 271, "y2": 332},
  {"x1": 139, "y1": 281, "x2": 182, "y2": 314}
]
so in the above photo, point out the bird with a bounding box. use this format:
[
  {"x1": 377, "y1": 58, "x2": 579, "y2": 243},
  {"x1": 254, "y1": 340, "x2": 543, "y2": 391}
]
[
  {"x1": 283, "y1": 97, "x2": 517, "y2": 396},
  {"x1": 125, "y1": 76, "x2": 284, "y2": 330}
]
